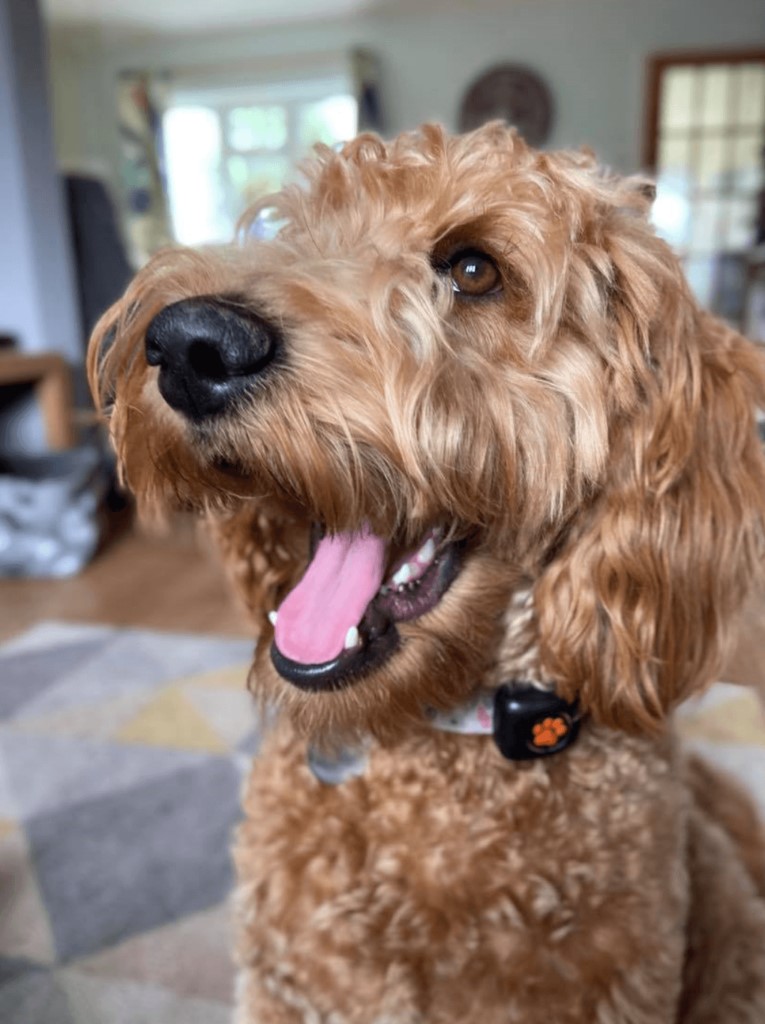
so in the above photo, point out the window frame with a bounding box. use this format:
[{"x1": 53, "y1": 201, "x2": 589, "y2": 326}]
[
  {"x1": 643, "y1": 49, "x2": 765, "y2": 170},
  {"x1": 642, "y1": 49, "x2": 765, "y2": 319},
  {"x1": 161, "y1": 77, "x2": 358, "y2": 245}
]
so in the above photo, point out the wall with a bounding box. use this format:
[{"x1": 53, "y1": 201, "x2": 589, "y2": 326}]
[
  {"x1": 0, "y1": 0, "x2": 82, "y2": 450},
  {"x1": 48, "y1": 0, "x2": 765, "y2": 195}
]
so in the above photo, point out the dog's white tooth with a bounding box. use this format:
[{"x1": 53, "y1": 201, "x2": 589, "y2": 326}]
[
  {"x1": 268, "y1": 611, "x2": 278, "y2": 626},
  {"x1": 344, "y1": 626, "x2": 359, "y2": 650},
  {"x1": 392, "y1": 563, "x2": 413, "y2": 586},
  {"x1": 417, "y1": 538, "x2": 435, "y2": 565}
]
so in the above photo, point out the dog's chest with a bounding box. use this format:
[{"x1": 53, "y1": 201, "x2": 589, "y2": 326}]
[{"x1": 234, "y1": 725, "x2": 687, "y2": 1023}]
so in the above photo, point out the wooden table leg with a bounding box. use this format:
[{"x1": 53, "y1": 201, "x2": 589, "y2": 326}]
[
  {"x1": 0, "y1": 352, "x2": 76, "y2": 449},
  {"x1": 36, "y1": 356, "x2": 76, "y2": 449}
]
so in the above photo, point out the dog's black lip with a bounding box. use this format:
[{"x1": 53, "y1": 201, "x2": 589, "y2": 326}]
[
  {"x1": 269, "y1": 540, "x2": 462, "y2": 692},
  {"x1": 271, "y1": 623, "x2": 399, "y2": 691}
]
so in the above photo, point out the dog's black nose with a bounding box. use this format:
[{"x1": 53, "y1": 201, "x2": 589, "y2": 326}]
[{"x1": 145, "y1": 297, "x2": 278, "y2": 420}]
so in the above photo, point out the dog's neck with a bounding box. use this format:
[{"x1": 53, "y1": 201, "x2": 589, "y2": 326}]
[{"x1": 306, "y1": 586, "x2": 582, "y2": 784}]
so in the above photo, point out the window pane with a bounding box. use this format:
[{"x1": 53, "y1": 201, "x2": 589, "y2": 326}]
[
  {"x1": 163, "y1": 106, "x2": 226, "y2": 245},
  {"x1": 699, "y1": 65, "x2": 730, "y2": 129},
  {"x1": 722, "y1": 197, "x2": 757, "y2": 250},
  {"x1": 652, "y1": 180, "x2": 692, "y2": 249},
  {"x1": 654, "y1": 135, "x2": 693, "y2": 248},
  {"x1": 684, "y1": 256, "x2": 716, "y2": 306},
  {"x1": 227, "y1": 106, "x2": 287, "y2": 151},
  {"x1": 658, "y1": 134, "x2": 692, "y2": 179},
  {"x1": 733, "y1": 132, "x2": 765, "y2": 191},
  {"x1": 735, "y1": 64, "x2": 765, "y2": 127},
  {"x1": 297, "y1": 95, "x2": 357, "y2": 149},
  {"x1": 689, "y1": 198, "x2": 722, "y2": 251},
  {"x1": 697, "y1": 133, "x2": 734, "y2": 191},
  {"x1": 660, "y1": 67, "x2": 696, "y2": 129},
  {"x1": 226, "y1": 154, "x2": 290, "y2": 207}
]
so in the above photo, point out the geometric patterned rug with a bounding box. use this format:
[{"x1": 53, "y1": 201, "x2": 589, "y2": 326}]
[
  {"x1": 676, "y1": 678, "x2": 765, "y2": 821},
  {"x1": 0, "y1": 622, "x2": 255, "y2": 1024},
  {"x1": 0, "y1": 623, "x2": 763, "y2": 1023}
]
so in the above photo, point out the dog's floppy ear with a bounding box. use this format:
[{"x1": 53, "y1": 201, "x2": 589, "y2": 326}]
[{"x1": 536, "y1": 204, "x2": 765, "y2": 733}]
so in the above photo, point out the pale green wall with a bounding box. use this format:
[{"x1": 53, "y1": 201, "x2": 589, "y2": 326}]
[{"x1": 48, "y1": 0, "x2": 765, "y2": 191}]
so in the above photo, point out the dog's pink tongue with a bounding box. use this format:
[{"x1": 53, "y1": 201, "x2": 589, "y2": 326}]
[{"x1": 274, "y1": 526, "x2": 387, "y2": 665}]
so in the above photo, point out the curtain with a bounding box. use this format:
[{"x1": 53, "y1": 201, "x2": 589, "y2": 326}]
[{"x1": 117, "y1": 72, "x2": 173, "y2": 266}]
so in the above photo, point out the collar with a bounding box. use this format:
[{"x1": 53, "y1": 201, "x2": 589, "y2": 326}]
[
  {"x1": 308, "y1": 682, "x2": 581, "y2": 784},
  {"x1": 429, "y1": 682, "x2": 581, "y2": 761}
]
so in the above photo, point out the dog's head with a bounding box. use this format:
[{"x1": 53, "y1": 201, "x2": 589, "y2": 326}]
[{"x1": 89, "y1": 123, "x2": 765, "y2": 741}]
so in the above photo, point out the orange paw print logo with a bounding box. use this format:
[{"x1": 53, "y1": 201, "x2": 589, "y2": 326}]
[{"x1": 532, "y1": 716, "x2": 568, "y2": 748}]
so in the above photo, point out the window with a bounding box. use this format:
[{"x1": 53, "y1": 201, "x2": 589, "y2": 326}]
[
  {"x1": 162, "y1": 77, "x2": 358, "y2": 246},
  {"x1": 645, "y1": 52, "x2": 765, "y2": 319}
]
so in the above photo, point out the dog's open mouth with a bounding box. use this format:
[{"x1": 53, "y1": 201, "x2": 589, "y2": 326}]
[{"x1": 270, "y1": 525, "x2": 461, "y2": 690}]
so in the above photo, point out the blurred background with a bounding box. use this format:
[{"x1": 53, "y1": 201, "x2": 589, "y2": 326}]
[
  {"x1": 0, "y1": 0, "x2": 764, "y2": 602},
  {"x1": 1, "y1": 4, "x2": 765, "y2": 1022}
]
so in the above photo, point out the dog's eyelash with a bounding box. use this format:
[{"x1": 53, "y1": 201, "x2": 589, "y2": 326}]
[{"x1": 430, "y1": 253, "x2": 452, "y2": 275}]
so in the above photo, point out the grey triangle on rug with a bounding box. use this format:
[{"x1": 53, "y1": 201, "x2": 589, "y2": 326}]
[{"x1": 0, "y1": 621, "x2": 256, "y2": 1024}]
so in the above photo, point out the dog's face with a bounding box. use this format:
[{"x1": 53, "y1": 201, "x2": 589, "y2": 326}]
[{"x1": 90, "y1": 123, "x2": 765, "y2": 741}]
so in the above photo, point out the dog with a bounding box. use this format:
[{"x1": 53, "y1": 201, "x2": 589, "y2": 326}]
[{"x1": 89, "y1": 123, "x2": 765, "y2": 1023}]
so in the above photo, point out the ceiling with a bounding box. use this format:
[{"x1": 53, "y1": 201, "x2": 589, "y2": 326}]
[{"x1": 42, "y1": 0, "x2": 391, "y2": 32}]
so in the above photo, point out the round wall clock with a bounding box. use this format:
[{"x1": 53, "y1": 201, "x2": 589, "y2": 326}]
[{"x1": 458, "y1": 64, "x2": 554, "y2": 147}]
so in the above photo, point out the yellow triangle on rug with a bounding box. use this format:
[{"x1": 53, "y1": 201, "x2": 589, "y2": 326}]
[
  {"x1": 174, "y1": 664, "x2": 250, "y2": 691},
  {"x1": 115, "y1": 688, "x2": 228, "y2": 753},
  {"x1": 677, "y1": 690, "x2": 765, "y2": 747}
]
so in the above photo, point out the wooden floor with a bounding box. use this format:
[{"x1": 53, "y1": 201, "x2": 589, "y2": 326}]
[
  {"x1": 0, "y1": 519, "x2": 762, "y2": 689},
  {"x1": 0, "y1": 516, "x2": 252, "y2": 644}
]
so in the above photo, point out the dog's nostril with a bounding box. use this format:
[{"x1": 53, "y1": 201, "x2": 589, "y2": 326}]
[
  {"x1": 145, "y1": 334, "x2": 165, "y2": 368},
  {"x1": 188, "y1": 340, "x2": 229, "y2": 382}
]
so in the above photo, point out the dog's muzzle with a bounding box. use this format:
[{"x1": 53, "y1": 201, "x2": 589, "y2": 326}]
[{"x1": 145, "y1": 297, "x2": 279, "y2": 421}]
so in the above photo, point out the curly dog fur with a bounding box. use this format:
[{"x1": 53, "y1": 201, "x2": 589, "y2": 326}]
[{"x1": 89, "y1": 123, "x2": 765, "y2": 1023}]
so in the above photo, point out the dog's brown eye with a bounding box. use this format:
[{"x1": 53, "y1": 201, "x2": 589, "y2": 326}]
[{"x1": 449, "y1": 251, "x2": 501, "y2": 297}]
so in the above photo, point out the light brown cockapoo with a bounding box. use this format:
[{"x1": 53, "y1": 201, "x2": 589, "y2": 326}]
[{"x1": 89, "y1": 123, "x2": 765, "y2": 1023}]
